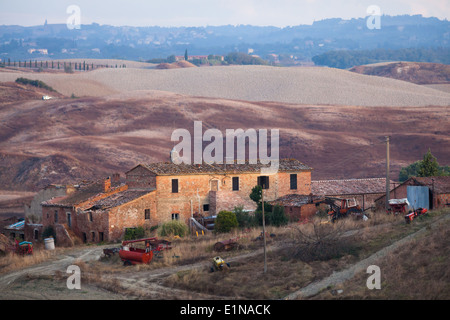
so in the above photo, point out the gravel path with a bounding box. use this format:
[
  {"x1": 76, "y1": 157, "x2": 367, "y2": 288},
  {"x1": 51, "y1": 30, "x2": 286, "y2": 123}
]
[{"x1": 283, "y1": 214, "x2": 450, "y2": 300}]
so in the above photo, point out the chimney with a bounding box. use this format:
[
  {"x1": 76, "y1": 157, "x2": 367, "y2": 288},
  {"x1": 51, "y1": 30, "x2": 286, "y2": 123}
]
[
  {"x1": 104, "y1": 177, "x2": 111, "y2": 193},
  {"x1": 111, "y1": 173, "x2": 120, "y2": 184}
]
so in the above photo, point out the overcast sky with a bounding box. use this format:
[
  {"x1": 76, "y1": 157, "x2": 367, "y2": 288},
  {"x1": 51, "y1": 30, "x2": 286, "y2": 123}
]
[{"x1": 0, "y1": 0, "x2": 448, "y2": 27}]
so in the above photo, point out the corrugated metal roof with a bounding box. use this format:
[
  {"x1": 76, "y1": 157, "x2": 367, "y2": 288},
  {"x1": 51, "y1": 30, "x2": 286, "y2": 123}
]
[{"x1": 5, "y1": 220, "x2": 24, "y2": 230}]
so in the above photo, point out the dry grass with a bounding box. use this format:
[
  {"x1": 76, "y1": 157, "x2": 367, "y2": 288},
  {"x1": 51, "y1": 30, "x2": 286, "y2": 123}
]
[
  {"x1": 312, "y1": 212, "x2": 450, "y2": 299},
  {"x1": 0, "y1": 247, "x2": 66, "y2": 274}
]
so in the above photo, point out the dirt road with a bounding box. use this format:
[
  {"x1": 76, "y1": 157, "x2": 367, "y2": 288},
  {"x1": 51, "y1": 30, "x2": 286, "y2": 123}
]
[{"x1": 1, "y1": 213, "x2": 448, "y2": 300}]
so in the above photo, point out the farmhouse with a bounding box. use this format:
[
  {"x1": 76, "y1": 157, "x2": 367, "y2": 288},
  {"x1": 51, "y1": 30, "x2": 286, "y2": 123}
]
[
  {"x1": 375, "y1": 176, "x2": 450, "y2": 211},
  {"x1": 34, "y1": 159, "x2": 312, "y2": 244}
]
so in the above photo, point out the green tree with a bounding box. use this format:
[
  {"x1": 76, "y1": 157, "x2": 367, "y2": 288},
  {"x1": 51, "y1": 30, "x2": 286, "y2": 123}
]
[
  {"x1": 249, "y1": 185, "x2": 262, "y2": 204},
  {"x1": 418, "y1": 149, "x2": 440, "y2": 177},
  {"x1": 399, "y1": 160, "x2": 422, "y2": 182},
  {"x1": 184, "y1": 49, "x2": 188, "y2": 61},
  {"x1": 214, "y1": 210, "x2": 238, "y2": 233}
]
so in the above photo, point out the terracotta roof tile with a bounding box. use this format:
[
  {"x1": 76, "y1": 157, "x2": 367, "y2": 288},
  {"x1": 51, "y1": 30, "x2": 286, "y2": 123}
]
[
  {"x1": 311, "y1": 178, "x2": 392, "y2": 195},
  {"x1": 140, "y1": 158, "x2": 312, "y2": 175}
]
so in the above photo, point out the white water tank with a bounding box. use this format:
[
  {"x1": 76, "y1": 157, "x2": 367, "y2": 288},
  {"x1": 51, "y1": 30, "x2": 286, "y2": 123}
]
[{"x1": 44, "y1": 237, "x2": 55, "y2": 250}]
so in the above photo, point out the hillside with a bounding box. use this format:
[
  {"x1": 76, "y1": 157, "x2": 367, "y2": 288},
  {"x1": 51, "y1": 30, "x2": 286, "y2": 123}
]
[
  {"x1": 1, "y1": 65, "x2": 450, "y2": 106},
  {"x1": 350, "y1": 62, "x2": 450, "y2": 85},
  {"x1": 0, "y1": 87, "x2": 448, "y2": 191}
]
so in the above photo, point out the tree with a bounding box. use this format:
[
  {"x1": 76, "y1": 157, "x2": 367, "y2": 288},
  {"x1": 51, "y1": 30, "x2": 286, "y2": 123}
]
[
  {"x1": 184, "y1": 49, "x2": 188, "y2": 61},
  {"x1": 249, "y1": 185, "x2": 262, "y2": 204},
  {"x1": 399, "y1": 160, "x2": 422, "y2": 182},
  {"x1": 418, "y1": 149, "x2": 440, "y2": 177}
]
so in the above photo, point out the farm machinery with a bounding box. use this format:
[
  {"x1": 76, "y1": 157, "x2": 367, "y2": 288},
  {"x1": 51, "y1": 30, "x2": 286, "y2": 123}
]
[
  {"x1": 210, "y1": 256, "x2": 230, "y2": 272},
  {"x1": 405, "y1": 207, "x2": 428, "y2": 223},
  {"x1": 314, "y1": 197, "x2": 368, "y2": 222},
  {"x1": 118, "y1": 237, "x2": 171, "y2": 266}
]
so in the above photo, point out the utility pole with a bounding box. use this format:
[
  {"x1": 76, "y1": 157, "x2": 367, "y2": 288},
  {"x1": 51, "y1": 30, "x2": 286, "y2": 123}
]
[
  {"x1": 385, "y1": 136, "x2": 390, "y2": 210},
  {"x1": 261, "y1": 186, "x2": 267, "y2": 274}
]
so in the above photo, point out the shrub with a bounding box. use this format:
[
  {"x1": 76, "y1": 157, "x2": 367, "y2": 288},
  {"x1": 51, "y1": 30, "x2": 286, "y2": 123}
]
[
  {"x1": 158, "y1": 220, "x2": 189, "y2": 237},
  {"x1": 15, "y1": 77, "x2": 55, "y2": 91},
  {"x1": 123, "y1": 226, "x2": 146, "y2": 240},
  {"x1": 233, "y1": 206, "x2": 256, "y2": 228},
  {"x1": 271, "y1": 205, "x2": 288, "y2": 227},
  {"x1": 214, "y1": 210, "x2": 238, "y2": 233}
]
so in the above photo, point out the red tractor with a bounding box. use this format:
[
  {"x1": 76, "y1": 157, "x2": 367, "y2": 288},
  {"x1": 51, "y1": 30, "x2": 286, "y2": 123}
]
[
  {"x1": 315, "y1": 197, "x2": 367, "y2": 222},
  {"x1": 119, "y1": 237, "x2": 171, "y2": 266},
  {"x1": 405, "y1": 208, "x2": 428, "y2": 223}
]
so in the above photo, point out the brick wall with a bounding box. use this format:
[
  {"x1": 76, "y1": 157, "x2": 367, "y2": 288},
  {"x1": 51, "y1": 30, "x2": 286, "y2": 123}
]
[
  {"x1": 154, "y1": 171, "x2": 311, "y2": 223},
  {"x1": 108, "y1": 192, "x2": 156, "y2": 241},
  {"x1": 126, "y1": 165, "x2": 156, "y2": 189}
]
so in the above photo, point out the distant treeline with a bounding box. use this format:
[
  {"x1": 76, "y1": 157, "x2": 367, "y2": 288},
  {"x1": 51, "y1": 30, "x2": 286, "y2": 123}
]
[
  {"x1": 148, "y1": 52, "x2": 269, "y2": 66},
  {"x1": 312, "y1": 47, "x2": 450, "y2": 69}
]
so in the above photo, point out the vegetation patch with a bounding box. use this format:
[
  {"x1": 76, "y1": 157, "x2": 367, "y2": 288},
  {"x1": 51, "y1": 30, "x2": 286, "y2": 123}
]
[{"x1": 15, "y1": 77, "x2": 56, "y2": 92}]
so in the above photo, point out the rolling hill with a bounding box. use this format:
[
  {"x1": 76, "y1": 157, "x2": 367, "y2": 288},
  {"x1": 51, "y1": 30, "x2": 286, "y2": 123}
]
[
  {"x1": 1, "y1": 65, "x2": 450, "y2": 106},
  {"x1": 0, "y1": 84, "x2": 448, "y2": 191}
]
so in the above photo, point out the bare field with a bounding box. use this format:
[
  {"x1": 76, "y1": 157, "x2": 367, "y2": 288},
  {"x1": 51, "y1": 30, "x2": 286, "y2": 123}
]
[
  {"x1": 0, "y1": 87, "x2": 448, "y2": 191},
  {"x1": 1, "y1": 65, "x2": 449, "y2": 106}
]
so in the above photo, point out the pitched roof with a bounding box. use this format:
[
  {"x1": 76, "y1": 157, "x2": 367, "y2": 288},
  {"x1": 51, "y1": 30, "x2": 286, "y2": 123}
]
[
  {"x1": 270, "y1": 194, "x2": 319, "y2": 207},
  {"x1": 79, "y1": 189, "x2": 155, "y2": 211},
  {"x1": 407, "y1": 176, "x2": 450, "y2": 194},
  {"x1": 134, "y1": 158, "x2": 312, "y2": 176},
  {"x1": 312, "y1": 178, "x2": 392, "y2": 195},
  {"x1": 42, "y1": 180, "x2": 125, "y2": 207}
]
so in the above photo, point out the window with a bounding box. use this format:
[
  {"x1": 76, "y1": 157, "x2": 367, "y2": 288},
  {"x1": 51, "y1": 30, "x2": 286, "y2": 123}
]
[
  {"x1": 54, "y1": 210, "x2": 58, "y2": 223},
  {"x1": 67, "y1": 212, "x2": 72, "y2": 228},
  {"x1": 211, "y1": 180, "x2": 219, "y2": 191},
  {"x1": 145, "y1": 209, "x2": 150, "y2": 220},
  {"x1": 172, "y1": 213, "x2": 179, "y2": 220},
  {"x1": 257, "y1": 176, "x2": 270, "y2": 189},
  {"x1": 290, "y1": 174, "x2": 298, "y2": 190},
  {"x1": 172, "y1": 179, "x2": 179, "y2": 193},
  {"x1": 232, "y1": 177, "x2": 239, "y2": 191},
  {"x1": 34, "y1": 229, "x2": 39, "y2": 240},
  {"x1": 88, "y1": 212, "x2": 93, "y2": 222},
  {"x1": 203, "y1": 204, "x2": 209, "y2": 212}
]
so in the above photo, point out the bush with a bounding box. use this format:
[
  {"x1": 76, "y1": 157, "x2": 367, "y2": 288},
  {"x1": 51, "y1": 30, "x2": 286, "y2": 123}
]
[
  {"x1": 123, "y1": 226, "x2": 146, "y2": 240},
  {"x1": 214, "y1": 210, "x2": 238, "y2": 233},
  {"x1": 233, "y1": 206, "x2": 256, "y2": 228},
  {"x1": 15, "y1": 77, "x2": 55, "y2": 91},
  {"x1": 271, "y1": 205, "x2": 288, "y2": 227},
  {"x1": 158, "y1": 220, "x2": 189, "y2": 237}
]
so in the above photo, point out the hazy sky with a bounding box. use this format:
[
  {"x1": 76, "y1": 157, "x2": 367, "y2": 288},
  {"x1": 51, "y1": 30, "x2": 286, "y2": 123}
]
[{"x1": 0, "y1": 0, "x2": 448, "y2": 27}]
